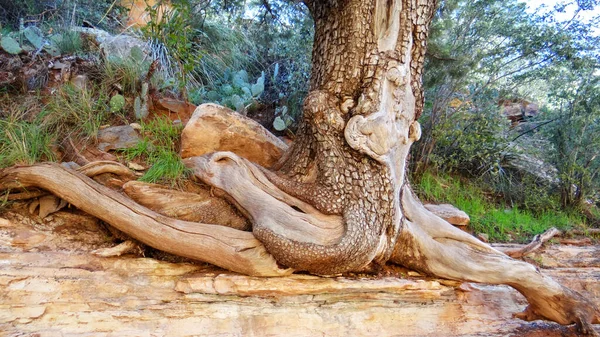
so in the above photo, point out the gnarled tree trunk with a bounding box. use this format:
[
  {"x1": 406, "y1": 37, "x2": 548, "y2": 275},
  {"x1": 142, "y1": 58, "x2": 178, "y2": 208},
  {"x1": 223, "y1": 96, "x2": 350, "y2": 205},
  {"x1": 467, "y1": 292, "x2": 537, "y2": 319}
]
[{"x1": 0, "y1": 0, "x2": 598, "y2": 333}]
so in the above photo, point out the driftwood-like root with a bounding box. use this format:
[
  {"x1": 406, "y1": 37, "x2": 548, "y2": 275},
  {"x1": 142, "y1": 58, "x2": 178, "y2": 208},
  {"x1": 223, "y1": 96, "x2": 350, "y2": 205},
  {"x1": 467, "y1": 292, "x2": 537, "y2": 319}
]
[
  {"x1": 123, "y1": 181, "x2": 250, "y2": 231},
  {"x1": 393, "y1": 186, "x2": 600, "y2": 334},
  {"x1": 501, "y1": 227, "x2": 562, "y2": 258},
  {"x1": 184, "y1": 153, "x2": 345, "y2": 247},
  {"x1": 0, "y1": 163, "x2": 291, "y2": 277}
]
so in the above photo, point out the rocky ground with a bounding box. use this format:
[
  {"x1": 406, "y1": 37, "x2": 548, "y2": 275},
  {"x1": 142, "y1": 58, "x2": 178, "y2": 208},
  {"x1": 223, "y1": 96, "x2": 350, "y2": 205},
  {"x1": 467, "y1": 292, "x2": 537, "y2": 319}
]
[{"x1": 0, "y1": 204, "x2": 598, "y2": 337}]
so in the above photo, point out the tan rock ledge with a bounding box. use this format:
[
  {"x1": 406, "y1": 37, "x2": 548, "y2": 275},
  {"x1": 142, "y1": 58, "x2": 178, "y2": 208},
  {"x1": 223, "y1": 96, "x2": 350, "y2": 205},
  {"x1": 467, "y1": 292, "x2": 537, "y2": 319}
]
[{"x1": 0, "y1": 209, "x2": 597, "y2": 336}]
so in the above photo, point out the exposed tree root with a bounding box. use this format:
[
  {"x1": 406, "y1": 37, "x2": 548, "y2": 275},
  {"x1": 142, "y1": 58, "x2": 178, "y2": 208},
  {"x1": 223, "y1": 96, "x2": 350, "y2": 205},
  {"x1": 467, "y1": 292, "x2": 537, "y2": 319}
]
[
  {"x1": 502, "y1": 228, "x2": 562, "y2": 258},
  {"x1": 92, "y1": 240, "x2": 140, "y2": 257},
  {"x1": 394, "y1": 187, "x2": 599, "y2": 334},
  {"x1": 0, "y1": 163, "x2": 291, "y2": 277}
]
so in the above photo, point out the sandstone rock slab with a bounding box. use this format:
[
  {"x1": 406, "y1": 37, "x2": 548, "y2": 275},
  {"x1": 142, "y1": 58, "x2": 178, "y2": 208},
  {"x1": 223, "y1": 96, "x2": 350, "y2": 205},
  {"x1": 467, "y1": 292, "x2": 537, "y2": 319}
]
[
  {"x1": 180, "y1": 103, "x2": 288, "y2": 168},
  {"x1": 0, "y1": 207, "x2": 598, "y2": 336},
  {"x1": 97, "y1": 125, "x2": 141, "y2": 152},
  {"x1": 424, "y1": 203, "x2": 470, "y2": 226}
]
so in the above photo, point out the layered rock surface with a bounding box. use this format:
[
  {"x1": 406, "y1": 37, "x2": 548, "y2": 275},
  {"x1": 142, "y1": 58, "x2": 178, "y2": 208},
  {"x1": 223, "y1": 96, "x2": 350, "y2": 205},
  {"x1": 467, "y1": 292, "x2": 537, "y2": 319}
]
[{"x1": 0, "y1": 208, "x2": 598, "y2": 337}]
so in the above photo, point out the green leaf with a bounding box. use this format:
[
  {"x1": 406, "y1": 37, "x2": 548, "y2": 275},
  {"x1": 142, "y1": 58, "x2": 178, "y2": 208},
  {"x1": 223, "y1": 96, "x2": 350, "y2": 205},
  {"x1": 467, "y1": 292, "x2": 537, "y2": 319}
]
[
  {"x1": 44, "y1": 42, "x2": 61, "y2": 57},
  {"x1": 233, "y1": 70, "x2": 249, "y2": 87},
  {"x1": 23, "y1": 26, "x2": 44, "y2": 49},
  {"x1": 241, "y1": 86, "x2": 251, "y2": 97},
  {"x1": 221, "y1": 84, "x2": 234, "y2": 95},
  {"x1": 273, "y1": 116, "x2": 286, "y2": 131},
  {"x1": 230, "y1": 94, "x2": 244, "y2": 112},
  {"x1": 134, "y1": 96, "x2": 143, "y2": 119},
  {"x1": 1, "y1": 36, "x2": 22, "y2": 55},
  {"x1": 110, "y1": 94, "x2": 126, "y2": 113},
  {"x1": 206, "y1": 90, "x2": 220, "y2": 102},
  {"x1": 130, "y1": 46, "x2": 144, "y2": 62},
  {"x1": 251, "y1": 72, "x2": 265, "y2": 97}
]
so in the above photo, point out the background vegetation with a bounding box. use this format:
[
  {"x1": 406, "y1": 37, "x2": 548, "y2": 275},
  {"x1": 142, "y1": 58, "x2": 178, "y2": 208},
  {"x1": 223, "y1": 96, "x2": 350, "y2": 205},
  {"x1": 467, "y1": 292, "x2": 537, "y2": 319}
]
[{"x1": 0, "y1": 0, "x2": 598, "y2": 242}]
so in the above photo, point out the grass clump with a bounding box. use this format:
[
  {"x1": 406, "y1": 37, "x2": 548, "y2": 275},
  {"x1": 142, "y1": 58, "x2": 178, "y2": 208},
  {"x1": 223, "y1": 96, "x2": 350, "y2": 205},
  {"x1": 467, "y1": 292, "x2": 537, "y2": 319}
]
[
  {"x1": 413, "y1": 169, "x2": 583, "y2": 243},
  {"x1": 122, "y1": 117, "x2": 188, "y2": 185},
  {"x1": 40, "y1": 83, "x2": 111, "y2": 140},
  {"x1": 0, "y1": 95, "x2": 55, "y2": 167},
  {"x1": 0, "y1": 118, "x2": 55, "y2": 167}
]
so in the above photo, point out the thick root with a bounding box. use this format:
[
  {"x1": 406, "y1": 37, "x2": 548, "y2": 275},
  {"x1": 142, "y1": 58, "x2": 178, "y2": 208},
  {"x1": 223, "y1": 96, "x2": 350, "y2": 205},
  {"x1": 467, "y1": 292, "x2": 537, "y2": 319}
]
[
  {"x1": 0, "y1": 163, "x2": 291, "y2": 277},
  {"x1": 393, "y1": 185, "x2": 600, "y2": 332}
]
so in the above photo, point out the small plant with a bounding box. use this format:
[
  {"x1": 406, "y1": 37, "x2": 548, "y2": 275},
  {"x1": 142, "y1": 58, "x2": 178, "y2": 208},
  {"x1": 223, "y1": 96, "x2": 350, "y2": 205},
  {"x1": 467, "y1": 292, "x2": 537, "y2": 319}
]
[
  {"x1": 109, "y1": 94, "x2": 126, "y2": 113},
  {"x1": 41, "y1": 83, "x2": 111, "y2": 140},
  {"x1": 194, "y1": 69, "x2": 265, "y2": 114},
  {"x1": 102, "y1": 46, "x2": 151, "y2": 96},
  {"x1": 121, "y1": 117, "x2": 189, "y2": 184},
  {"x1": 273, "y1": 105, "x2": 294, "y2": 131},
  {"x1": 0, "y1": 25, "x2": 62, "y2": 56},
  {"x1": 0, "y1": 115, "x2": 55, "y2": 168},
  {"x1": 49, "y1": 29, "x2": 83, "y2": 55}
]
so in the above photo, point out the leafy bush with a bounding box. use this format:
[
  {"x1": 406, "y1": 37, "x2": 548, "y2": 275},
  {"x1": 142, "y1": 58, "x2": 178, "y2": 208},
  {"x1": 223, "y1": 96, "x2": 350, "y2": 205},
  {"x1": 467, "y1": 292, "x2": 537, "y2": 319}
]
[{"x1": 0, "y1": 0, "x2": 126, "y2": 32}]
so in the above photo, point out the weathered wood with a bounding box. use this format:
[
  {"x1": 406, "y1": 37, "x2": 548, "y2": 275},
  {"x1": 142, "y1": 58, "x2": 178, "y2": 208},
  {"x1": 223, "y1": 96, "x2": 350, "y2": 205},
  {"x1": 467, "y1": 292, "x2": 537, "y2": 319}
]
[
  {"x1": 123, "y1": 181, "x2": 250, "y2": 231},
  {"x1": 502, "y1": 227, "x2": 562, "y2": 258},
  {"x1": 0, "y1": 163, "x2": 291, "y2": 277}
]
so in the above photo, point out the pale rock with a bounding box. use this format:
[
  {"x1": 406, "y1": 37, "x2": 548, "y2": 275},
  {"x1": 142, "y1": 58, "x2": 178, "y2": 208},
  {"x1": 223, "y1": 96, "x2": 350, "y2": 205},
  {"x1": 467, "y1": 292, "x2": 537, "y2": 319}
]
[
  {"x1": 180, "y1": 103, "x2": 288, "y2": 168},
  {"x1": 424, "y1": 203, "x2": 470, "y2": 226},
  {"x1": 70, "y1": 74, "x2": 88, "y2": 91},
  {"x1": 97, "y1": 125, "x2": 141, "y2": 152},
  {"x1": 127, "y1": 162, "x2": 146, "y2": 171},
  {"x1": 72, "y1": 28, "x2": 148, "y2": 60},
  {"x1": 477, "y1": 233, "x2": 490, "y2": 243},
  {"x1": 129, "y1": 123, "x2": 143, "y2": 131},
  {"x1": 0, "y1": 217, "x2": 12, "y2": 227}
]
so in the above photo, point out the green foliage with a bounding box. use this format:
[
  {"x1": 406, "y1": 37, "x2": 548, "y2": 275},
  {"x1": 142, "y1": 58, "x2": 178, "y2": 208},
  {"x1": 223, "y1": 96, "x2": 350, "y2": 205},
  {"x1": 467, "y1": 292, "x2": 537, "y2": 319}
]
[
  {"x1": 23, "y1": 26, "x2": 44, "y2": 49},
  {"x1": 418, "y1": 93, "x2": 511, "y2": 175},
  {"x1": 102, "y1": 46, "x2": 151, "y2": 96},
  {"x1": 0, "y1": 36, "x2": 23, "y2": 54},
  {"x1": 142, "y1": 0, "x2": 204, "y2": 94},
  {"x1": 192, "y1": 70, "x2": 265, "y2": 113},
  {"x1": 0, "y1": 118, "x2": 55, "y2": 167},
  {"x1": 40, "y1": 83, "x2": 111, "y2": 140},
  {"x1": 414, "y1": 169, "x2": 583, "y2": 242},
  {"x1": 122, "y1": 117, "x2": 188, "y2": 184},
  {"x1": 543, "y1": 60, "x2": 600, "y2": 208},
  {"x1": 0, "y1": 0, "x2": 126, "y2": 32},
  {"x1": 50, "y1": 29, "x2": 83, "y2": 55},
  {"x1": 273, "y1": 105, "x2": 294, "y2": 131},
  {"x1": 109, "y1": 94, "x2": 126, "y2": 113}
]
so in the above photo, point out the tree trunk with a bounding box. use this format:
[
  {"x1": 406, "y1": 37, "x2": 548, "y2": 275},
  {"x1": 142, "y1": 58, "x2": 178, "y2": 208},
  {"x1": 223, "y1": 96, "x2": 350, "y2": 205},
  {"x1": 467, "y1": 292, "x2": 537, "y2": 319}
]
[{"x1": 0, "y1": 0, "x2": 599, "y2": 333}]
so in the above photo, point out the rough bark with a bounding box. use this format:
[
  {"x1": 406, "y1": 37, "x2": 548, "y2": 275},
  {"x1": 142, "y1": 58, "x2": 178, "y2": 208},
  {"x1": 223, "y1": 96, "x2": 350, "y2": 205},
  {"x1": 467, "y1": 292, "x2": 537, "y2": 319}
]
[{"x1": 0, "y1": 0, "x2": 598, "y2": 333}]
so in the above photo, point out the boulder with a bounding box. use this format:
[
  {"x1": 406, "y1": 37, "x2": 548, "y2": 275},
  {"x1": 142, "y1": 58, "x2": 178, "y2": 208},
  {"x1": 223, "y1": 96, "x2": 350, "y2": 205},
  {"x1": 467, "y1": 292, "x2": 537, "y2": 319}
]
[
  {"x1": 424, "y1": 203, "x2": 470, "y2": 226},
  {"x1": 500, "y1": 100, "x2": 540, "y2": 124},
  {"x1": 97, "y1": 125, "x2": 141, "y2": 152},
  {"x1": 502, "y1": 150, "x2": 559, "y2": 186},
  {"x1": 180, "y1": 103, "x2": 288, "y2": 168},
  {"x1": 72, "y1": 27, "x2": 148, "y2": 60}
]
